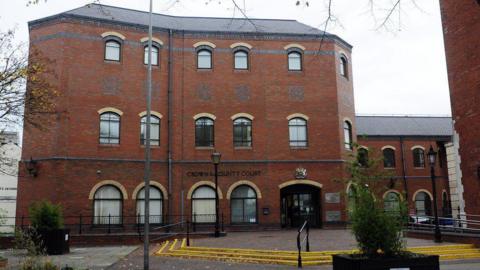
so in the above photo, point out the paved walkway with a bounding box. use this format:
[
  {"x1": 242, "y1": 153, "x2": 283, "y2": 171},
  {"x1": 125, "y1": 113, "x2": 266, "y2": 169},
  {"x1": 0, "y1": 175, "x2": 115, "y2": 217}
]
[
  {"x1": 1, "y1": 246, "x2": 136, "y2": 270},
  {"x1": 108, "y1": 230, "x2": 479, "y2": 270},
  {"x1": 192, "y1": 229, "x2": 452, "y2": 251}
]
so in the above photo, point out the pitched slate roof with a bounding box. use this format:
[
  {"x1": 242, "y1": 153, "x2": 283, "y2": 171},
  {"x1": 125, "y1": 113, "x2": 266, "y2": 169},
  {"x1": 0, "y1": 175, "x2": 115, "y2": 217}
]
[
  {"x1": 355, "y1": 116, "x2": 453, "y2": 137},
  {"x1": 30, "y1": 4, "x2": 351, "y2": 47},
  {"x1": 62, "y1": 4, "x2": 325, "y2": 35}
]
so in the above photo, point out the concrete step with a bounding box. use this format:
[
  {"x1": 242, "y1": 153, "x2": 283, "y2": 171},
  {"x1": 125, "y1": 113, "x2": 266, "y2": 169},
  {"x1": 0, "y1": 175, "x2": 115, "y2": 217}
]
[{"x1": 155, "y1": 239, "x2": 480, "y2": 266}]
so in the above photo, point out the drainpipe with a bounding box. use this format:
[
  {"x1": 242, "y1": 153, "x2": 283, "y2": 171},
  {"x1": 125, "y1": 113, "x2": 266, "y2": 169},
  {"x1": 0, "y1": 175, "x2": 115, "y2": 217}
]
[
  {"x1": 400, "y1": 136, "x2": 408, "y2": 201},
  {"x1": 167, "y1": 29, "x2": 173, "y2": 224}
]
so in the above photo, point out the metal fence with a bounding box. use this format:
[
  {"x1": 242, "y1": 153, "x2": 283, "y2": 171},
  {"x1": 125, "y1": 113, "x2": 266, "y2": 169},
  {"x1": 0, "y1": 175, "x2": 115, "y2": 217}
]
[{"x1": 0, "y1": 213, "x2": 225, "y2": 235}]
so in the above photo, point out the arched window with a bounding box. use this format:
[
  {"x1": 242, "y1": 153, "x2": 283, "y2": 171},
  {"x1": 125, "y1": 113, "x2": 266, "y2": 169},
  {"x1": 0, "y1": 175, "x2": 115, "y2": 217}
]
[
  {"x1": 140, "y1": 115, "x2": 160, "y2": 146},
  {"x1": 231, "y1": 185, "x2": 257, "y2": 223},
  {"x1": 197, "y1": 49, "x2": 212, "y2": 69},
  {"x1": 384, "y1": 192, "x2": 400, "y2": 213},
  {"x1": 288, "y1": 51, "x2": 302, "y2": 71},
  {"x1": 144, "y1": 45, "x2": 159, "y2": 66},
  {"x1": 136, "y1": 186, "x2": 163, "y2": 224},
  {"x1": 233, "y1": 118, "x2": 252, "y2": 147},
  {"x1": 195, "y1": 117, "x2": 214, "y2": 147},
  {"x1": 192, "y1": 186, "x2": 216, "y2": 223},
  {"x1": 358, "y1": 148, "x2": 369, "y2": 167},
  {"x1": 234, "y1": 50, "x2": 248, "y2": 70},
  {"x1": 413, "y1": 148, "x2": 425, "y2": 168},
  {"x1": 415, "y1": 191, "x2": 432, "y2": 217},
  {"x1": 105, "y1": 40, "x2": 121, "y2": 61},
  {"x1": 289, "y1": 118, "x2": 307, "y2": 147},
  {"x1": 383, "y1": 148, "x2": 396, "y2": 168},
  {"x1": 99, "y1": 112, "x2": 120, "y2": 144},
  {"x1": 343, "y1": 121, "x2": 352, "y2": 150},
  {"x1": 339, "y1": 55, "x2": 348, "y2": 78},
  {"x1": 94, "y1": 185, "x2": 122, "y2": 225}
]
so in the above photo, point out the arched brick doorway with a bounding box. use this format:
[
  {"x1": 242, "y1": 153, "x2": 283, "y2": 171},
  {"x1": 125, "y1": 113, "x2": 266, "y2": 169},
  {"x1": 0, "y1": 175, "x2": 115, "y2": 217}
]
[{"x1": 280, "y1": 184, "x2": 321, "y2": 228}]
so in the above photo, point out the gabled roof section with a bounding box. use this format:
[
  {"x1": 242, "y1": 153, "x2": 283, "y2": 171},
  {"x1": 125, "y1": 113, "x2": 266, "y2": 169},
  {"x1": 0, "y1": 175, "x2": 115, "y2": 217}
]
[
  {"x1": 356, "y1": 115, "x2": 453, "y2": 137},
  {"x1": 29, "y1": 4, "x2": 351, "y2": 48}
]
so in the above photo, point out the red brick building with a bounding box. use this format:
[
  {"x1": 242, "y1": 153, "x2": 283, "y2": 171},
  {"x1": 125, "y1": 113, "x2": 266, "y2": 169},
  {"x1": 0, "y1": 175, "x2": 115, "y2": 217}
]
[
  {"x1": 17, "y1": 4, "x2": 454, "y2": 230},
  {"x1": 439, "y1": 0, "x2": 480, "y2": 219}
]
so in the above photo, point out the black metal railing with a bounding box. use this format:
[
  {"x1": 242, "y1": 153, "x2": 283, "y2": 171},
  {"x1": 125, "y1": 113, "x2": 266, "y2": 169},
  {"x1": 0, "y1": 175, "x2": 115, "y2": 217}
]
[
  {"x1": 0, "y1": 214, "x2": 224, "y2": 236},
  {"x1": 296, "y1": 220, "x2": 310, "y2": 268}
]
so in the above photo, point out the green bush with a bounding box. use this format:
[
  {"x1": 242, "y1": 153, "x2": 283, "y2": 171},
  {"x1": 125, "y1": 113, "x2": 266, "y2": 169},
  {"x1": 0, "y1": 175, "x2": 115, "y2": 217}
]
[
  {"x1": 349, "y1": 184, "x2": 406, "y2": 257},
  {"x1": 28, "y1": 201, "x2": 64, "y2": 231},
  {"x1": 345, "y1": 145, "x2": 408, "y2": 257}
]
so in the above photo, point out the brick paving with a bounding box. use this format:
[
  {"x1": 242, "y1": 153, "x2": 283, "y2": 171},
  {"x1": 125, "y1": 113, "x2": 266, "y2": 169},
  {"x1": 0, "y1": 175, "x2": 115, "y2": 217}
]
[
  {"x1": 107, "y1": 229, "x2": 470, "y2": 270},
  {"x1": 192, "y1": 229, "x2": 453, "y2": 251}
]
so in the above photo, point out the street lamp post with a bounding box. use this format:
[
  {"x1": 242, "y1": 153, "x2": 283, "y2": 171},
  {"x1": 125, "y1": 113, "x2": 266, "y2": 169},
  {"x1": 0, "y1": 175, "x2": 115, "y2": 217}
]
[
  {"x1": 427, "y1": 145, "x2": 442, "y2": 243},
  {"x1": 211, "y1": 151, "x2": 221, "y2": 237}
]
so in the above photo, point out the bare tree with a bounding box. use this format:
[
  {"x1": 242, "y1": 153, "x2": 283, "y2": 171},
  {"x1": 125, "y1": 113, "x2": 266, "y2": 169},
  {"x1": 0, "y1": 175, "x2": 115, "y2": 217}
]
[{"x1": 0, "y1": 29, "x2": 58, "y2": 134}]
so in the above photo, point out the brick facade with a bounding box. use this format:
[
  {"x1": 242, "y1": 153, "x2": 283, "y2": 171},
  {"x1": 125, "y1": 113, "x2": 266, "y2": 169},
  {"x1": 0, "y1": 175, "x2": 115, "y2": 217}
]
[
  {"x1": 16, "y1": 5, "x2": 452, "y2": 231},
  {"x1": 440, "y1": 0, "x2": 480, "y2": 217}
]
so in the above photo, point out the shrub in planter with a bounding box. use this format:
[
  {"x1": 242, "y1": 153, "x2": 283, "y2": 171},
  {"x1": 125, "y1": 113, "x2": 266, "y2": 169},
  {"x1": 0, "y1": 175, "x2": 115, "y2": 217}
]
[
  {"x1": 28, "y1": 201, "x2": 70, "y2": 255},
  {"x1": 0, "y1": 256, "x2": 7, "y2": 268},
  {"x1": 333, "y1": 146, "x2": 439, "y2": 270}
]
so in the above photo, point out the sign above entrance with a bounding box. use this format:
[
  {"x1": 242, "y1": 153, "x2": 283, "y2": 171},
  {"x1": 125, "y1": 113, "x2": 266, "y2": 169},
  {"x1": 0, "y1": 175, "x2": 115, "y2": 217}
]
[
  {"x1": 295, "y1": 167, "x2": 307, "y2": 179},
  {"x1": 186, "y1": 170, "x2": 261, "y2": 178}
]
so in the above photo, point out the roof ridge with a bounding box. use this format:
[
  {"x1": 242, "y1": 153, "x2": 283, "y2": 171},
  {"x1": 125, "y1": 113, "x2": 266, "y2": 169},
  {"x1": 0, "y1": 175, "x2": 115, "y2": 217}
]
[{"x1": 81, "y1": 3, "x2": 300, "y2": 22}]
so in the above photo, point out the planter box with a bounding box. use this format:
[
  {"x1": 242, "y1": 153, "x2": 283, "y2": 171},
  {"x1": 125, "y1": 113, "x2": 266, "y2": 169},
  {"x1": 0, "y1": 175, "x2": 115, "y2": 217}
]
[
  {"x1": 0, "y1": 258, "x2": 7, "y2": 268},
  {"x1": 332, "y1": 253, "x2": 439, "y2": 270},
  {"x1": 38, "y1": 229, "x2": 70, "y2": 255}
]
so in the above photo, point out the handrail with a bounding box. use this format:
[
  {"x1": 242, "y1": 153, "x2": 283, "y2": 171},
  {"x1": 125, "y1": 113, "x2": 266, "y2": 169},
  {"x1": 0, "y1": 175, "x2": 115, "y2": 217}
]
[{"x1": 296, "y1": 220, "x2": 310, "y2": 268}]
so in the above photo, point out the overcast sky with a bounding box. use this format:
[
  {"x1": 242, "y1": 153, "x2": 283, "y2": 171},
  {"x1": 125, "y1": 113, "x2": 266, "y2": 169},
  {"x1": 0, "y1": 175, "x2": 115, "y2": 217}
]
[{"x1": 0, "y1": 0, "x2": 452, "y2": 116}]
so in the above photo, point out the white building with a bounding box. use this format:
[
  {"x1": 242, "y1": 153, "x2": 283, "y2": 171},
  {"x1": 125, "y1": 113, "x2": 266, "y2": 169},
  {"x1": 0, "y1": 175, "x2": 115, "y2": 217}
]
[{"x1": 0, "y1": 132, "x2": 21, "y2": 233}]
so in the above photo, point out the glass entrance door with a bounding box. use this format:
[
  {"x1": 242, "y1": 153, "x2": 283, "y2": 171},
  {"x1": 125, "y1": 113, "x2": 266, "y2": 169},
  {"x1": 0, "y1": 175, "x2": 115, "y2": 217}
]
[{"x1": 281, "y1": 185, "x2": 320, "y2": 228}]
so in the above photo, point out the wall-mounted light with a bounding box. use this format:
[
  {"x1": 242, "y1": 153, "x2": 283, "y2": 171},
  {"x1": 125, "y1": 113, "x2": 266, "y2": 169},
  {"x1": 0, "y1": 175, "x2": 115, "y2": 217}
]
[{"x1": 25, "y1": 157, "x2": 38, "y2": 177}]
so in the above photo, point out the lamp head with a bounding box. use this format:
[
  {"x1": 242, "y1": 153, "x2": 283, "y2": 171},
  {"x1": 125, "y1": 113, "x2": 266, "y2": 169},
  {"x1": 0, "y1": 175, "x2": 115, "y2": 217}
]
[{"x1": 211, "y1": 151, "x2": 221, "y2": 165}]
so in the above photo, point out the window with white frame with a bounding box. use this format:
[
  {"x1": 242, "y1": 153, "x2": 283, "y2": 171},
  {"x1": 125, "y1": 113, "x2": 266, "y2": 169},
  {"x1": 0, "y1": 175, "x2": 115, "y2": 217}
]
[
  {"x1": 144, "y1": 45, "x2": 159, "y2": 66},
  {"x1": 140, "y1": 115, "x2": 160, "y2": 146},
  {"x1": 99, "y1": 112, "x2": 120, "y2": 144},
  {"x1": 105, "y1": 40, "x2": 121, "y2": 61},
  {"x1": 288, "y1": 117, "x2": 307, "y2": 147},
  {"x1": 93, "y1": 185, "x2": 122, "y2": 225},
  {"x1": 191, "y1": 186, "x2": 216, "y2": 223},
  {"x1": 136, "y1": 186, "x2": 163, "y2": 224}
]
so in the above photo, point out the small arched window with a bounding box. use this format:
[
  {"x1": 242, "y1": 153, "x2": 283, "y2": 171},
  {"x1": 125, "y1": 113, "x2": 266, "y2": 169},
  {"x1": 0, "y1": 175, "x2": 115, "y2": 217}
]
[
  {"x1": 414, "y1": 191, "x2": 432, "y2": 217},
  {"x1": 105, "y1": 40, "x2": 121, "y2": 61},
  {"x1": 288, "y1": 51, "x2": 302, "y2": 71},
  {"x1": 339, "y1": 55, "x2": 348, "y2": 78},
  {"x1": 140, "y1": 115, "x2": 160, "y2": 146},
  {"x1": 358, "y1": 148, "x2": 369, "y2": 167},
  {"x1": 231, "y1": 185, "x2": 257, "y2": 223},
  {"x1": 136, "y1": 186, "x2": 163, "y2": 224},
  {"x1": 383, "y1": 148, "x2": 396, "y2": 168},
  {"x1": 233, "y1": 118, "x2": 252, "y2": 147},
  {"x1": 343, "y1": 121, "x2": 352, "y2": 150},
  {"x1": 234, "y1": 50, "x2": 248, "y2": 70},
  {"x1": 288, "y1": 117, "x2": 307, "y2": 147},
  {"x1": 94, "y1": 185, "x2": 123, "y2": 225},
  {"x1": 384, "y1": 192, "x2": 400, "y2": 213},
  {"x1": 195, "y1": 117, "x2": 214, "y2": 147},
  {"x1": 197, "y1": 49, "x2": 212, "y2": 69},
  {"x1": 413, "y1": 148, "x2": 425, "y2": 168},
  {"x1": 99, "y1": 112, "x2": 120, "y2": 144},
  {"x1": 144, "y1": 45, "x2": 159, "y2": 66},
  {"x1": 192, "y1": 186, "x2": 216, "y2": 223}
]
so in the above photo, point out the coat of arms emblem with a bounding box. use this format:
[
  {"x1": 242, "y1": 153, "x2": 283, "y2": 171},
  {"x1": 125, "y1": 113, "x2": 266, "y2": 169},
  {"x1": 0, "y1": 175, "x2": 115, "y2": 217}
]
[{"x1": 295, "y1": 167, "x2": 307, "y2": 179}]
